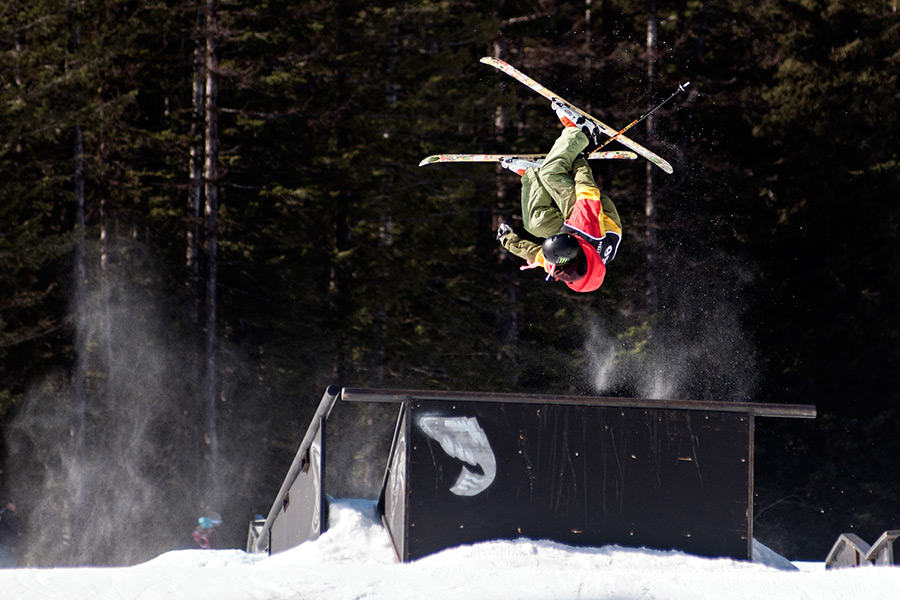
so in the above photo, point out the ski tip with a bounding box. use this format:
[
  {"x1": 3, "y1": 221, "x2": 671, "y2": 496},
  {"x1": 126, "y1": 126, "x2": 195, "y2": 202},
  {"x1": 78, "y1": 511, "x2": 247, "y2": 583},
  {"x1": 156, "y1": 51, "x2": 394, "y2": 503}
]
[
  {"x1": 588, "y1": 151, "x2": 639, "y2": 161},
  {"x1": 418, "y1": 156, "x2": 438, "y2": 167},
  {"x1": 480, "y1": 56, "x2": 506, "y2": 67}
]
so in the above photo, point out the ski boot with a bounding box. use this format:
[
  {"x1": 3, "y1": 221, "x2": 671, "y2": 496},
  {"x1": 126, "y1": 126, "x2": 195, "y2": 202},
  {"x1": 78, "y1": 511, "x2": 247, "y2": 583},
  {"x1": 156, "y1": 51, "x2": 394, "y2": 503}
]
[
  {"x1": 499, "y1": 157, "x2": 544, "y2": 176},
  {"x1": 552, "y1": 100, "x2": 602, "y2": 149}
]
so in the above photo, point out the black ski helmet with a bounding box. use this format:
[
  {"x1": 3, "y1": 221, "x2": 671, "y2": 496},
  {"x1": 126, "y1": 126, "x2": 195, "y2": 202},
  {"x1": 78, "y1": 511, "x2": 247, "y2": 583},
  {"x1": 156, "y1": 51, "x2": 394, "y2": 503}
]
[{"x1": 541, "y1": 234, "x2": 583, "y2": 267}]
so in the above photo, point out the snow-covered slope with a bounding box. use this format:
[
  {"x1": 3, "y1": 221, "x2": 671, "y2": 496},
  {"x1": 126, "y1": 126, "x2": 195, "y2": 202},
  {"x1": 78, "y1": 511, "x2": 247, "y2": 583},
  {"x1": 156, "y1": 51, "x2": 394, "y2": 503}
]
[{"x1": 1, "y1": 498, "x2": 898, "y2": 600}]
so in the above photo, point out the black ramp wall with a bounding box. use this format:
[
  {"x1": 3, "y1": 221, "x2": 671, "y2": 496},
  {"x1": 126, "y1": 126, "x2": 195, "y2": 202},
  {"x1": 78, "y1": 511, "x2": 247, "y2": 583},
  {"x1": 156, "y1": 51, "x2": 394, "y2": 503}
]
[{"x1": 350, "y1": 389, "x2": 816, "y2": 562}]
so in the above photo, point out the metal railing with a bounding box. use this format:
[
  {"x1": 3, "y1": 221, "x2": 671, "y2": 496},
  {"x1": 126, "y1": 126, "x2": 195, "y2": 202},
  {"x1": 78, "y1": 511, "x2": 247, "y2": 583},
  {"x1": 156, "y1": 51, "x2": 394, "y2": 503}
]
[{"x1": 250, "y1": 385, "x2": 340, "y2": 554}]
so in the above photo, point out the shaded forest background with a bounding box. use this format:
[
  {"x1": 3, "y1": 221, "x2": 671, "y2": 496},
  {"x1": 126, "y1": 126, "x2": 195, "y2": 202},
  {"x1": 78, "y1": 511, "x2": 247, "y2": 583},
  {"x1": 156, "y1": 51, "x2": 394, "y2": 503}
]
[{"x1": 0, "y1": 0, "x2": 898, "y2": 566}]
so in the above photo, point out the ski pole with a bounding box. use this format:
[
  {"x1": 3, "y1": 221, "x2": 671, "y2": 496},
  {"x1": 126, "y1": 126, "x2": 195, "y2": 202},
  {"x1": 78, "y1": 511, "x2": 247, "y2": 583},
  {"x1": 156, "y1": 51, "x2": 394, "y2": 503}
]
[{"x1": 596, "y1": 81, "x2": 690, "y2": 150}]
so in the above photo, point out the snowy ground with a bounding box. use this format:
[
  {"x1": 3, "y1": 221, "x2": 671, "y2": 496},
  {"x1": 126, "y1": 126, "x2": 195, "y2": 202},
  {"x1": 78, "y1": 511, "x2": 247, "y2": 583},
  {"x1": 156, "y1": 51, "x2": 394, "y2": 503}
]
[{"x1": 1, "y1": 499, "x2": 898, "y2": 600}]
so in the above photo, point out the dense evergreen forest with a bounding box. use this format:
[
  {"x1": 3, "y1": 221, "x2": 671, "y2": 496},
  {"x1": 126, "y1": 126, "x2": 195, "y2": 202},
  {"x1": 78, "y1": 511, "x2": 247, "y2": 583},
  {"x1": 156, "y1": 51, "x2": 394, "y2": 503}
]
[{"x1": 0, "y1": 0, "x2": 898, "y2": 566}]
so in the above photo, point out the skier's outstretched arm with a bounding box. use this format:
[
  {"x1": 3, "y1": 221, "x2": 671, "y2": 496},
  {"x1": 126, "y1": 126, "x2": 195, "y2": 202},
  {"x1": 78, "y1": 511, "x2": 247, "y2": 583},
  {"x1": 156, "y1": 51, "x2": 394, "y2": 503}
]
[{"x1": 497, "y1": 224, "x2": 551, "y2": 272}]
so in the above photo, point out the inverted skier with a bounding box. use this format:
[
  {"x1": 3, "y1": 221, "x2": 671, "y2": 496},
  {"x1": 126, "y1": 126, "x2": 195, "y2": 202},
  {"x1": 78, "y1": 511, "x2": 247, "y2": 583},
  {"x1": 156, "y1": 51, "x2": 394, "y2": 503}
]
[{"x1": 496, "y1": 102, "x2": 623, "y2": 293}]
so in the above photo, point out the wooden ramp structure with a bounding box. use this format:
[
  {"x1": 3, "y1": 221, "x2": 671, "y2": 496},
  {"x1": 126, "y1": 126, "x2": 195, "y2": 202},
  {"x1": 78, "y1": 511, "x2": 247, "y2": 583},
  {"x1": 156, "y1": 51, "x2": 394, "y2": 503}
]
[{"x1": 248, "y1": 387, "x2": 816, "y2": 563}]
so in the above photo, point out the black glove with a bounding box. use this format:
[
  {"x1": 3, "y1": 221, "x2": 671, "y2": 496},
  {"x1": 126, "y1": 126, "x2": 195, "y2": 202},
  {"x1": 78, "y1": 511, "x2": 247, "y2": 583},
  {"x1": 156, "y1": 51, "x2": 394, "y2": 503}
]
[
  {"x1": 598, "y1": 231, "x2": 621, "y2": 264},
  {"x1": 497, "y1": 222, "x2": 513, "y2": 242}
]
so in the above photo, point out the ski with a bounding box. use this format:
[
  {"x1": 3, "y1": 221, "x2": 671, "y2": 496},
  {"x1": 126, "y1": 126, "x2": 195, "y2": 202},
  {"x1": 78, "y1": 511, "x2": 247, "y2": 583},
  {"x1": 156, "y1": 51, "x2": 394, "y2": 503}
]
[
  {"x1": 418, "y1": 150, "x2": 637, "y2": 167},
  {"x1": 479, "y1": 56, "x2": 675, "y2": 175}
]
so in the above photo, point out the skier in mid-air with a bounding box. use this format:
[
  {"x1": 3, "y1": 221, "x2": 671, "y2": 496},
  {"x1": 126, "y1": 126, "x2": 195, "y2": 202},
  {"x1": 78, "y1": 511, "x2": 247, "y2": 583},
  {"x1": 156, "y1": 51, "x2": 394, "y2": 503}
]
[{"x1": 496, "y1": 101, "x2": 623, "y2": 293}]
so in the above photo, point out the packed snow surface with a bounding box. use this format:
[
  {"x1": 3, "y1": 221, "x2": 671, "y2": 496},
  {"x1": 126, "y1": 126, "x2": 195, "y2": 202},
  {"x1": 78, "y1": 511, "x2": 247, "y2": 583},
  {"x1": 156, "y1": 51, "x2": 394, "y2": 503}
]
[{"x1": 2, "y1": 498, "x2": 899, "y2": 599}]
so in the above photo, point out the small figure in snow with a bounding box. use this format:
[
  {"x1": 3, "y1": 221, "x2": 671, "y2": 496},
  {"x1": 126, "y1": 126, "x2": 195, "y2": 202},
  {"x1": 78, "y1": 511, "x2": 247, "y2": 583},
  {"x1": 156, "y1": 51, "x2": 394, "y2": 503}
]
[
  {"x1": 191, "y1": 513, "x2": 222, "y2": 549},
  {"x1": 0, "y1": 497, "x2": 24, "y2": 568},
  {"x1": 497, "y1": 101, "x2": 623, "y2": 293}
]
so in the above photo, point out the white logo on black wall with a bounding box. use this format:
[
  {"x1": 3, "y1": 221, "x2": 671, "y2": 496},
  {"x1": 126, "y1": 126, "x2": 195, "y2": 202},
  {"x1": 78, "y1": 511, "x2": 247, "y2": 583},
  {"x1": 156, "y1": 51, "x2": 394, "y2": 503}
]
[{"x1": 417, "y1": 416, "x2": 497, "y2": 496}]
